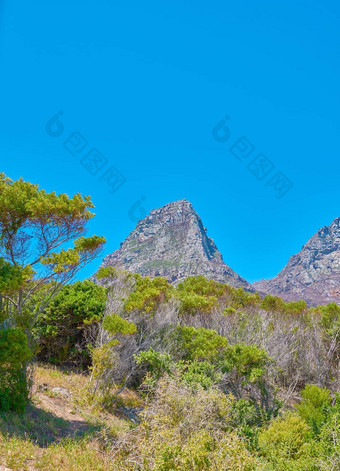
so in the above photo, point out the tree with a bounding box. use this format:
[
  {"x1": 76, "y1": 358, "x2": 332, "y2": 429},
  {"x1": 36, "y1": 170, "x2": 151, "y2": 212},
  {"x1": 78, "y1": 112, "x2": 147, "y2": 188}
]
[{"x1": 0, "y1": 173, "x2": 105, "y2": 344}]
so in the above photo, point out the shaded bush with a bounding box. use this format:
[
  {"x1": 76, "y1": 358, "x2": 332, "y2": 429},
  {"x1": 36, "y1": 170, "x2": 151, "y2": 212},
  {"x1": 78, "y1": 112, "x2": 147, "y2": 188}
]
[
  {"x1": 35, "y1": 281, "x2": 106, "y2": 367},
  {"x1": 0, "y1": 328, "x2": 32, "y2": 413}
]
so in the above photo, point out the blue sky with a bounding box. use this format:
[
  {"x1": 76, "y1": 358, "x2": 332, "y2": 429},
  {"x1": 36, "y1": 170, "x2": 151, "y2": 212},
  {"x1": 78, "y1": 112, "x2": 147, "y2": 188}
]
[{"x1": 0, "y1": 0, "x2": 339, "y2": 282}]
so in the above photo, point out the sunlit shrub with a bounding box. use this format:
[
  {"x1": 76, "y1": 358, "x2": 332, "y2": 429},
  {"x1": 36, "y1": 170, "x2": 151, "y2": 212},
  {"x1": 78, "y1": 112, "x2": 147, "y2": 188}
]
[
  {"x1": 124, "y1": 275, "x2": 173, "y2": 314},
  {"x1": 296, "y1": 384, "x2": 332, "y2": 434},
  {"x1": 177, "y1": 326, "x2": 228, "y2": 360},
  {"x1": 258, "y1": 413, "x2": 313, "y2": 469}
]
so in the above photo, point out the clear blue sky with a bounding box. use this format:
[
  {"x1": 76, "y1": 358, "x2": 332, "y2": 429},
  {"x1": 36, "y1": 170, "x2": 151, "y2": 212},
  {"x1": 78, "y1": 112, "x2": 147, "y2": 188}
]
[{"x1": 0, "y1": 0, "x2": 339, "y2": 282}]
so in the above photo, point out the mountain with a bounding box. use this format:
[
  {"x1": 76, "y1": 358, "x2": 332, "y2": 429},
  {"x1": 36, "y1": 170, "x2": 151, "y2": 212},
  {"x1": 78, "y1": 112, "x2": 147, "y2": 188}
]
[
  {"x1": 253, "y1": 217, "x2": 340, "y2": 306},
  {"x1": 100, "y1": 199, "x2": 253, "y2": 290}
]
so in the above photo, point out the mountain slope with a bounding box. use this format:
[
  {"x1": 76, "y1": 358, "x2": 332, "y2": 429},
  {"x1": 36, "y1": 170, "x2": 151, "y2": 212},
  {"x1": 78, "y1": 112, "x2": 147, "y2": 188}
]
[
  {"x1": 253, "y1": 217, "x2": 340, "y2": 306},
  {"x1": 100, "y1": 199, "x2": 253, "y2": 290}
]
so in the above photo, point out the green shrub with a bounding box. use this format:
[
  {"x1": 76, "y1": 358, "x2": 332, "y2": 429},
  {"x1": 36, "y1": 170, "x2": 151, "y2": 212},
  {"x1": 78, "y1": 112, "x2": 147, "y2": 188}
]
[
  {"x1": 103, "y1": 313, "x2": 137, "y2": 338},
  {"x1": 175, "y1": 360, "x2": 221, "y2": 390},
  {"x1": 124, "y1": 275, "x2": 172, "y2": 314},
  {"x1": 228, "y1": 287, "x2": 261, "y2": 311},
  {"x1": 261, "y1": 295, "x2": 307, "y2": 315},
  {"x1": 177, "y1": 326, "x2": 228, "y2": 361},
  {"x1": 176, "y1": 276, "x2": 227, "y2": 315},
  {"x1": 319, "y1": 302, "x2": 340, "y2": 337},
  {"x1": 35, "y1": 281, "x2": 106, "y2": 367},
  {"x1": 283, "y1": 300, "x2": 308, "y2": 315},
  {"x1": 219, "y1": 343, "x2": 269, "y2": 383},
  {"x1": 135, "y1": 348, "x2": 172, "y2": 380},
  {"x1": 0, "y1": 328, "x2": 32, "y2": 413},
  {"x1": 310, "y1": 411, "x2": 340, "y2": 469},
  {"x1": 258, "y1": 413, "x2": 313, "y2": 469},
  {"x1": 296, "y1": 384, "x2": 332, "y2": 434},
  {"x1": 88, "y1": 314, "x2": 137, "y2": 407},
  {"x1": 176, "y1": 276, "x2": 227, "y2": 298},
  {"x1": 177, "y1": 292, "x2": 218, "y2": 315}
]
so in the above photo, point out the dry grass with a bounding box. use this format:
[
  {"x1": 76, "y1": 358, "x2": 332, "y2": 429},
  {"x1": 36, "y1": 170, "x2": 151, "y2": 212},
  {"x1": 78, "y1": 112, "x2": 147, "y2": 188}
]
[
  {"x1": 0, "y1": 364, "x2": 134, "y2": 471},
  {"x1": 33, "y1": 364, "x2": 88, "y2": 395}
]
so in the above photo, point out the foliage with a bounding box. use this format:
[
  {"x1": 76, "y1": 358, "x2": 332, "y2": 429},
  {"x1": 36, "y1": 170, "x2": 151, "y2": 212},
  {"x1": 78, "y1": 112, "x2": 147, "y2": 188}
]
[
  {"x1": 310, "y1": 411, "x2": 340, "y2": 470},
  {"x1": 0, "y1": 173, "x2": 105, "y2": 408},
  {"x1": 34, "y1": 281, "x2": 107, "y2": 367},
  {"x1": 261, "y1": 294, "x2": 307, "y2": 315},
  {"x1": 296, "y1": 384, "x2": 332, "y2": 434},
  {"x1": 177, "y1": 326, "x2": 228, "y2": 360},
  {"x1": 135, "y1": 348, "x2": 172, "y2": 380},
  {"x1": 0, "y1": 328, "x2": 32, "y2": 412},
  {"x1": 228, "y1": 287, "x2": 262, "y2": 311},
  {"x1": 176, "y1": 276, "x2": 224, "y2": 315},
  {"x1": 177, "y1": 275, "x2": 227, "y2": 298},
  {"x1": 315, "y1": 302, "x2": 340, "y2": 337},
  {"x1": 88, "y1": 314, "x2": 137, "y2": 407},
  {"x1": 124, "y1": 275, "x2": 173, "y2": 314},
  {"x1": 258, "y1": 413, "x2": 313, "y2": 469},
  {"x1": 175, "y1": 360, "x2": 221, "y2": 390},
  {"x1": 219, "y1": 343, "x2": 269, "y2": 383},
  {"x1": 257, "y1": 386, "x2": 340, "y2": 470},
  {"x1": 96, "y1": 266, "x2": 117, "y2": 280},
  {"x1": 2, "y1": 263, "x2": 337, "y2": 468},
  {"x1": 102, "y1": 313, "x2": 137, "y2": 339}
]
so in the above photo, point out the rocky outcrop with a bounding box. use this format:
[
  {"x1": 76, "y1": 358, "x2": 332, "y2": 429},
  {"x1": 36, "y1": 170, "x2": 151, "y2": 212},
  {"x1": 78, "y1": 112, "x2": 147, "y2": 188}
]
[
  {"x1": 253, "y1": 217, "x2": 340, "y2": 306},
  {"x1": 100, "y1": 199, "x2": 253, "y2": 290}
]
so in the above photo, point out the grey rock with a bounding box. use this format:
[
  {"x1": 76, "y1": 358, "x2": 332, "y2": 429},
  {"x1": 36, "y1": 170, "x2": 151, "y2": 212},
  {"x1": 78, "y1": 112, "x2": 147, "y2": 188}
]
[
  {"x1": 119, "y1": 406, "x2": 143, "y2": 423},
  {"x1": 51, "y1": 387, "x2": 72, "y2": 398},
  {"x1": 100, "y1": 199, "x2": 253, "y2": 291},
  {"x1": 253, "y1": 217, "x2": 340, "y2": 306}
]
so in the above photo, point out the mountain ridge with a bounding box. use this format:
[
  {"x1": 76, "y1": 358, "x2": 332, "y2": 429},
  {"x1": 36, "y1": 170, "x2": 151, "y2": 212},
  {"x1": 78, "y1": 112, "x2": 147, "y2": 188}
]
[
  {"x1": 253, "y1": 217, "x2": 340, "y2": 306},
  {"x1": 100, "y1": 199, "x2": 254, "y2": 291}
]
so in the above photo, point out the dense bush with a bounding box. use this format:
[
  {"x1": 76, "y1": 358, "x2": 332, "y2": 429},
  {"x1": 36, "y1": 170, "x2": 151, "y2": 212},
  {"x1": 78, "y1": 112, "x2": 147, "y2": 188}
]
[
  {"x1": 123, "y1": 275, "x2": 173, "y2": 314},
  {"x1": 35, "y1": 281, "x2": 106, "y2": 367},
  {"x1": 257, "y1": 385, "x2": 340, "y2": 470},
  {"x1": 258, "y1": 413, "x2": 313, "y2": 469},
  {"x1": 0, "y1": 328, "x2": 32, "y2": 412}
]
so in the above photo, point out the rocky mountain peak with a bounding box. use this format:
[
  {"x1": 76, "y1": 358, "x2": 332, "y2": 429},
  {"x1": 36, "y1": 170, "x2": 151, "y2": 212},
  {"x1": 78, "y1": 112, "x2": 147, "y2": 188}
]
[
  {"x1": 100, "y1": 199, "x2": 253, "y2": 290},
  {"x1": 253, "y1": 217, "x2": 340, "y2": 306}
]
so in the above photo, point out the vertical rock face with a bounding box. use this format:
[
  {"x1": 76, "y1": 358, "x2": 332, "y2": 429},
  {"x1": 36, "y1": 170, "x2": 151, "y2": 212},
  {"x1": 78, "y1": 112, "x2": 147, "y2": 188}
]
[
  {"x1": 101, "y1": 199, "x2": 253, "y2": 290},
  {"x1": 253, "y1": 217, "x2": 340, "y2": 306}
]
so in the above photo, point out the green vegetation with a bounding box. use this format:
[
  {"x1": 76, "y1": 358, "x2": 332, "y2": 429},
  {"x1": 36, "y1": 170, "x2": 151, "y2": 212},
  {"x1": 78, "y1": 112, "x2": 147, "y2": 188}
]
[
  {"x1": 123, "y1": 274, "x2": 173, "y2": 314},
  {"x1": 0, "y1": 328, "x2": 32, "y2": 412},
  {"x1": 35, "y1": 281, "x2": 106, "y2": 367}
]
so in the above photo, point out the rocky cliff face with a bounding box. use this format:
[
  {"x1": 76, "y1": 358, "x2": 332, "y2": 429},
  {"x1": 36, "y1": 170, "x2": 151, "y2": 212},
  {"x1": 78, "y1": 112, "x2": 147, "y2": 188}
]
[
  {"x1": 101, "y1": 199, "x2": 253, "y2": 290},
  {"x1": 253, "y1": 217, "x2": 340, "y2": 306}
]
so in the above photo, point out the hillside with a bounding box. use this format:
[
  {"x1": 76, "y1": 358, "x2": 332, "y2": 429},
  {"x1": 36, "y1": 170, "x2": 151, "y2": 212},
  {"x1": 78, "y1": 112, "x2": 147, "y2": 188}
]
[
  {"x1": 1, "y1": 273, "x2": 339, "y2": 471},
  {"x1": 253, "y1": 217, "x2": 340, "y2": 306}
]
